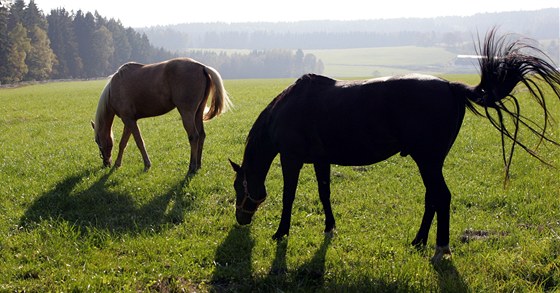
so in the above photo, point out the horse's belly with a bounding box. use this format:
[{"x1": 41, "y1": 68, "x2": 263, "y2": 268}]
[{"x1": 326, "y1": 143, "x2": 400, "y2": 166}]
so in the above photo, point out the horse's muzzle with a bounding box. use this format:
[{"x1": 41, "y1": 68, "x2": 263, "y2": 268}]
[{"x1": 235, "y1": 210, "x2": 253, "y2": 225}]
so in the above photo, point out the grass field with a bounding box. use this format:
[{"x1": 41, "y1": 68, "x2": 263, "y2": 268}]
[
  {"x1": 0, "y1": 76, "x2": 559, "y2": 292},
  {"x1": 308, "y1": 47, "x2": 458, "y2": 77},
  {"x1": 188, "y1": 46, "x2": 461, "y2": 77}
]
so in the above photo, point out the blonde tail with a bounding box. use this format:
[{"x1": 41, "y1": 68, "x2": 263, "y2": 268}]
[{"x1": 203, "y1": 66, "x2": 233, "y2": 121}]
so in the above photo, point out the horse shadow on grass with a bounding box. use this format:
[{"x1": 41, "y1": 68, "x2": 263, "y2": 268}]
[
  {"x1": 209, "y1": 228, "x2": 470, "y2": 292},
  {"x1": 209, "y1": 231, "x2": 332, "y2": 292},
  {"x1": 19, "y1": 168, "x2": 195, "y2": 235},
  {"x1": 210, "y1": 225, "x2": 255, "y2": 291},
  {"x1": 267, "y1": 234, "x2": 332, "y2": 290},
  {"x1": 433, "y1": 258, "x2": 469, "y2": 293}
]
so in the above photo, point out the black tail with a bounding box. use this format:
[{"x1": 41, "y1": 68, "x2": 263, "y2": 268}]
[{"x1": 463, "y1": 28, "x2": 560, "y2": 179}]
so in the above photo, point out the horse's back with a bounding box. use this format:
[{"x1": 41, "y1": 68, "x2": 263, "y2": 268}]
[
  {"x1": 108, "y1": 58, "x2": 209, "y2": 118},
  {"x1": 114, "y1": 58, "x2": 204, "y2": 84},
  {"x1": 266, "y1": 74, "x2": 466, "y2": 165},
  {"x1": 379, "y1": 75, "x2": 466, "y2": 159}
]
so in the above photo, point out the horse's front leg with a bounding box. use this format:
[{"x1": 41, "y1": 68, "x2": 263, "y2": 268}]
[
  {"x1": 122, "y1": 118, "x2": 151, "y2": 171},
  {"x1": 313, "y1": 162, "x2": 335, "y2": 234},
  {"x1": 272, "y1": 155, "x2": 303, "y2": 240},
  {"x1": 114, "y1": 126, "x2": 131, "y2": 168}
]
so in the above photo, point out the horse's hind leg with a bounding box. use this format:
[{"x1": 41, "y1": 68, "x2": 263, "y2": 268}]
[
  {"x1": 122, "y1": 118, "x2": 152, "y2": 171},
  {"x1": 115, "y1": 126, "x2": 131, "y2": 168},
  {"x1": 313, "y1": 162, "x2": 335, "y2": 234},
  {"x1": 194, "y1": 107, "x2": 206, "y2": 170},
  {"x1": 177, "y1": 108, "x2": 201, "y2": 175},
  {"x1": 413, "y1": 159, "x2": 452, "y2": 261},
  {"x1": 411, "y1": 198, "x2": 436, "y2": 248}
]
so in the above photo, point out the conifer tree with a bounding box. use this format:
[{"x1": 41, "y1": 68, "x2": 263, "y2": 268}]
[
  {"x1": 47, "y1": 8, "x2": 82, "y2": 78},
  {"x1": 91, "y1": 25, "x2": 114, "y2": 76},
  {"x1": 26, "y1": 25, "x2": 55, "y2": 80},
  {"x1": 0, "y1": 1, "x2": 10, "y2": 83},
  {"x1": 6, "y1": 22, "x2": 30, "y2": 82}
]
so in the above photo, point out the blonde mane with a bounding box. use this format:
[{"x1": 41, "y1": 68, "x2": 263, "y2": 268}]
[{"x1": 94, "y1": 80, "x2": 114, "y2": 141}]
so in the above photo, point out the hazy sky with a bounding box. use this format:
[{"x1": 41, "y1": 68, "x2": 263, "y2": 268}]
[{"x1": 34, "y1": 0, "x2": 559, "y2": 28}]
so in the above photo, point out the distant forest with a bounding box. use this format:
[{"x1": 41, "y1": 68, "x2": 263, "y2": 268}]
[
  {"x1": 1, "y1": 2, "x2": 558, "y2": 83},
  {"x1": 0, "y1": 0, "x2": 323, "y2": 83},
  {"x1": 0, "y1": 0, "x2": 177, "y2": 84},
  {"x1": 138, "y1": 8, "x2": 558, "y2": 78},
  {"x1": 142, "y1": 8, "x2": 559, "y2": 54}
]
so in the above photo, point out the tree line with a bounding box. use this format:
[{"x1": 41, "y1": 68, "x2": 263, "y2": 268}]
[
  {"x1": 0, "y1": 0, "x2": 324, "y2": 84},
  {"x1": 0, "y1": 0, "x2": 176, "y2": 84},
  {"x1": 187, "y1": 49, "x2": 324, "y2": 79},
  {"x1": 142, "y1": 8, "x2": 559, "y2": 60}
]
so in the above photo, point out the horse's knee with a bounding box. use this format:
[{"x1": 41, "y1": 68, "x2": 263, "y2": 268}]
[
  {"x1": 188, "y1": 133, "x2": 199, "y2": 143},
  {"x1": 432, "y1": 191, "x2": 451, "y2": 213}
]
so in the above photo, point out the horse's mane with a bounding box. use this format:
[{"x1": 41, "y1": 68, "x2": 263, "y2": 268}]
[
  {"x1": 245, "y1": 74, "x2": 336, "y2": 151},
  {"x1": 94, "y1": 63, "x2": 142, "y2": 132},
  {"x1": 245, "y1": 96, "x2": 278, "y2": 154},
  {"x1": 115, "y1": 62, "x2": 143, "y2": 78},
  {"x1": 93, "y1": 80, "x2": 114, "y2": 142},
  {"x1": 94, "y1": 81, "x2": 110, "y2": 126},
  {"x1": 243, "y1": 80, "x2": 303, "y2": 164}
]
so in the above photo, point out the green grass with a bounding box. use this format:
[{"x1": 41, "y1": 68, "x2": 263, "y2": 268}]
[{"x1": 0, "y1": 76, "x2": 559, "y2": 292}]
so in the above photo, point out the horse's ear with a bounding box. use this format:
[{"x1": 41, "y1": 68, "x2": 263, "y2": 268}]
[
  {"x1": 229, "y1": 159, "x2": 242, "y2": 173},
  {"x1": 90, "y1": 120, "x2": 95, "y2": 130}
]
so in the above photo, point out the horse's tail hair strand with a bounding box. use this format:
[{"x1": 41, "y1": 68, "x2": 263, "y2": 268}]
[{"x1": 203, "y1": 66, "x2": 233, "y2": 121}]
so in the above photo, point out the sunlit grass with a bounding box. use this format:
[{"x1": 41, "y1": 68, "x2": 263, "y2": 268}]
[{"x1": 0, "y1": 76, "x2": 558, "y2": 291}]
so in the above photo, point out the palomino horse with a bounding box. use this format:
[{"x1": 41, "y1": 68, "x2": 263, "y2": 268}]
[
  {"x1": 230, "y1": 29, "x2": 560, "y2": 261},
  {"x1": 92, "y1": 58, "x2": 232, "y2": 174}
]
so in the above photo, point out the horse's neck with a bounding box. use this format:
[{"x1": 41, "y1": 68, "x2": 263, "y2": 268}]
[
  {"x1": 243, "y1": 137, "x2": 277, "y2": 185},
  {"x1": 95, "y1": 82, "x2": 116, "y2": 137},
  {"x1": 98, "y1": 113, "x2": 115, "y2": 136}
]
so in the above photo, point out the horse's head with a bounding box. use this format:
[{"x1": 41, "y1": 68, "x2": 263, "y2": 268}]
[
  {"x1": 230, "y1": 159, "x2": 266, "y2": 225},
  {"x1": 91, "y1": 121, "x2": 113, "y2": 168}
]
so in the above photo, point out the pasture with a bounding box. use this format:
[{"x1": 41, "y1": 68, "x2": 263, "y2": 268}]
[
  {"x1": 189, "y1": 46, "x2": 460, "y2": 77},
  {"x1": 308, "y1": 46, "x2": 457, "y2": 77},
  {"x1": 0, "y1": 77, "x2": 559, "y2": 292}
]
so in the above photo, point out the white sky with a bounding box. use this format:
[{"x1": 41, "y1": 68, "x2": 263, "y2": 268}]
[{"x1": 34, "y1": 0, "x2": 559, "y2": 28}]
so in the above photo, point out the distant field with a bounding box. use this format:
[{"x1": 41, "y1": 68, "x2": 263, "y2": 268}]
[
  {"x1": 187, "y1": 46, "x2": 462, "y2": 77},
  {"x1": 0, "y1": 77, "x2": 559, "y2": 291},
  {"x1": 308, "y1": 46, "x2": 459, "y2": 77}
]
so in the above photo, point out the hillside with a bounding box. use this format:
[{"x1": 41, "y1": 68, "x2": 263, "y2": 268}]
[
  {"x1": 138, "y1": 8, "x2": 558, "y2": 77},
  {"x1": 140, "y1": 8, "x2": 558, "y2": 52}
]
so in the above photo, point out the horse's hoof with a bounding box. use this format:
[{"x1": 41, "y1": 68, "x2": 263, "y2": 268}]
[
  {"x1": 431, "y1": 245, "x2": 452, "y2": 263},
  {"x1": 324, "y1": 226, "x2": 336, "y2": 238},
  {"x1": 270, "y1": 267, "x2": 287, "y2": 276},
  {"x1": 272, "y1": 231, "x2": 288, "y2": 241},
  {"x1": 411, "y1": 237, "x2": 427, "y2": 251}
]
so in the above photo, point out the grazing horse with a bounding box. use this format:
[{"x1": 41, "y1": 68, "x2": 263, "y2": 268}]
[
  {"x1": 92, "y1": 58, "x2": 232, "y2": 174},
  {"x1": 230, "y1": 29, "x2": 560, "y2": 261}
]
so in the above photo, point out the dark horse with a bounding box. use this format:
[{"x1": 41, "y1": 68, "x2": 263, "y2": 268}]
[
  {"x1": 230, "y1": 29, "x2": 560, "y2": 261},
  {"x1": 92, "y1": 58, "x2": 232, "y2": 174}
]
